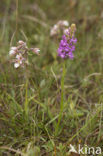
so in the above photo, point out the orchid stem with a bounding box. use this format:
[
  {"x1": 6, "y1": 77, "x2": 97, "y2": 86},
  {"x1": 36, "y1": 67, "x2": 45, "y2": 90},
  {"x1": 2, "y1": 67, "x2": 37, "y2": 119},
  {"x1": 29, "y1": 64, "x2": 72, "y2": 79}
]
[{"x1": 55, "y1": 61, "x2": 66, "y2": 135}]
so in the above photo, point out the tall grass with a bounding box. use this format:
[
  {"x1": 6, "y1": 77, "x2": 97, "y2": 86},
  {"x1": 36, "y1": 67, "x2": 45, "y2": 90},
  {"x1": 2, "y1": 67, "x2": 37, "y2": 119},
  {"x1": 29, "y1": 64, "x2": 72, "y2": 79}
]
[{"x1": 0, "y1": 0, "x2": 103, "y2": 155}]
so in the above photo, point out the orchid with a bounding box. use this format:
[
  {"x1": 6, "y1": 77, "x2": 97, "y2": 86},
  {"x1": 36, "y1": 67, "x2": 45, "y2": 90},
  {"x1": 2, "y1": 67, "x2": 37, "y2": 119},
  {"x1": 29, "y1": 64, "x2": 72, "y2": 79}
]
[
  {"x1": 57, "y1": 24, "x2": 77, "y2": 59},
  {"x1": 50, "y1": 20, "x2": 69, "y2": 37},
  {"x1": 9, "y1": 40, "x2": 40, "y2": 68}
]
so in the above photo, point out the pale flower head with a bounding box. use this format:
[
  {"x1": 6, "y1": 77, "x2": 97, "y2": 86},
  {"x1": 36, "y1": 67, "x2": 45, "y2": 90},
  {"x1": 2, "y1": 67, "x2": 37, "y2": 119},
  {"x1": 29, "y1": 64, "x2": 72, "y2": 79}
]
[
  {"x1": 50, "y1": 24, "x2": 59, "y2": 36},
  {"x1": 9, "y1": 50, "x2": 16, "y2": 56},
  {"x1": 31, "y1": 48, "x2": 40, "y2": 55},
  {"x1": 18, "y1": 40, "x2": 25, "y2": 45},
  {"x1": 50, "y1": 20, "x2": 69, "y2": 36},
  {"x1": 53, "y1": 24, "x2": 59, "y2": 30},
  {"x1": 14, "y1": 54, "x2": 24, "y2": 68},
  {"x1": 62, "y1": 20, "x2": 69, "y2": 26},
  {"x1": 9, "y1": 47, "x2": 17, "y2": 56},
  {"x1": 58, "y1": 20, "x2": 69, "y2": 27},
  {"x1": 9, "y1": 40, "x2": 40, "y2": 68},
  {"x1": 16, "y1": 54, "x2": 23, "y2": 62},
  {"x1": 14, "y1": 63, "x2": 20, "y2": 68},
  {"x1": 11, "y1": 47, "x2": 17, "y2": 51}
]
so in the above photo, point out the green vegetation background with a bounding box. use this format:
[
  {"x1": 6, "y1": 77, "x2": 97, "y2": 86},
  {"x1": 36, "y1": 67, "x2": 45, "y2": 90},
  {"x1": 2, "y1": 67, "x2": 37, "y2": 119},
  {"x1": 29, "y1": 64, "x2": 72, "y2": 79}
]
[{"x1": 0, "y1": 0, "x2": 103, "y2": 155}]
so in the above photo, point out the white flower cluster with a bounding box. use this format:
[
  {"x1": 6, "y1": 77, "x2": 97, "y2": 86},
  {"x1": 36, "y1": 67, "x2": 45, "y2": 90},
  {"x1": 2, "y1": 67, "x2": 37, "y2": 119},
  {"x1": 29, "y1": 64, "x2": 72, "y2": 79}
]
[
  {"x1": 9, "y1": 40, "x2": 40, "y2": 68},
  {"x1": 50, "y1": 20, "x2": 69, "y2": 37}
]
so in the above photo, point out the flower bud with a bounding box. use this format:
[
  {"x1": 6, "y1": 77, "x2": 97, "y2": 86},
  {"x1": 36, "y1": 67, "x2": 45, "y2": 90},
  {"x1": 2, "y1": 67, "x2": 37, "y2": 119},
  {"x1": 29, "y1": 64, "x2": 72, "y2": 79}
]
[{"x1": 71, "y1": 24, "x2": 76, "y2": 31}]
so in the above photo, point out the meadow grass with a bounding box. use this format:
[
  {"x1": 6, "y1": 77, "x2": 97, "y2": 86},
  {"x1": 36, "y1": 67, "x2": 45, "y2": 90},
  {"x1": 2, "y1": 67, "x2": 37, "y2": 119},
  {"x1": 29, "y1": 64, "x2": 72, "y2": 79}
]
[{"x1": 0, "y1": 0, "x2": 103, "y2": 155}]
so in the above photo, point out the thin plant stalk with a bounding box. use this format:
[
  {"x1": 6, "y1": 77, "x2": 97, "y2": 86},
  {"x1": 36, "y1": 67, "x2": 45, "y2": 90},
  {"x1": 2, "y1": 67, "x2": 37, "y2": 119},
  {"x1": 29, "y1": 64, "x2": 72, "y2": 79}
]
[
  {"x1": 24, "y1": 78, "x2": 29, "y2": 117},
  {"x1": 55, "y1": 61, "x2": 66, "y2": 135},
  {"x1": 24, "y1": 65, "x2": 29, "y2": 117}
]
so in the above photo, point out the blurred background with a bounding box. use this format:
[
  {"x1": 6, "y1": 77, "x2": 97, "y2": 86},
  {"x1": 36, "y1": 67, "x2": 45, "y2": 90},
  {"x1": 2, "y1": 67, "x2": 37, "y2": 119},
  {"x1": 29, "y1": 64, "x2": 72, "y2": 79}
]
[
  {"x1": 0, "y1": 0, "x2": 103, "y2": 155},
  {"x1": 0, "y1": 0, "x2": 103, "y2": 70},
  {"x1": 0, "y1": 0, "x2": 103, "y2": 100}
]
